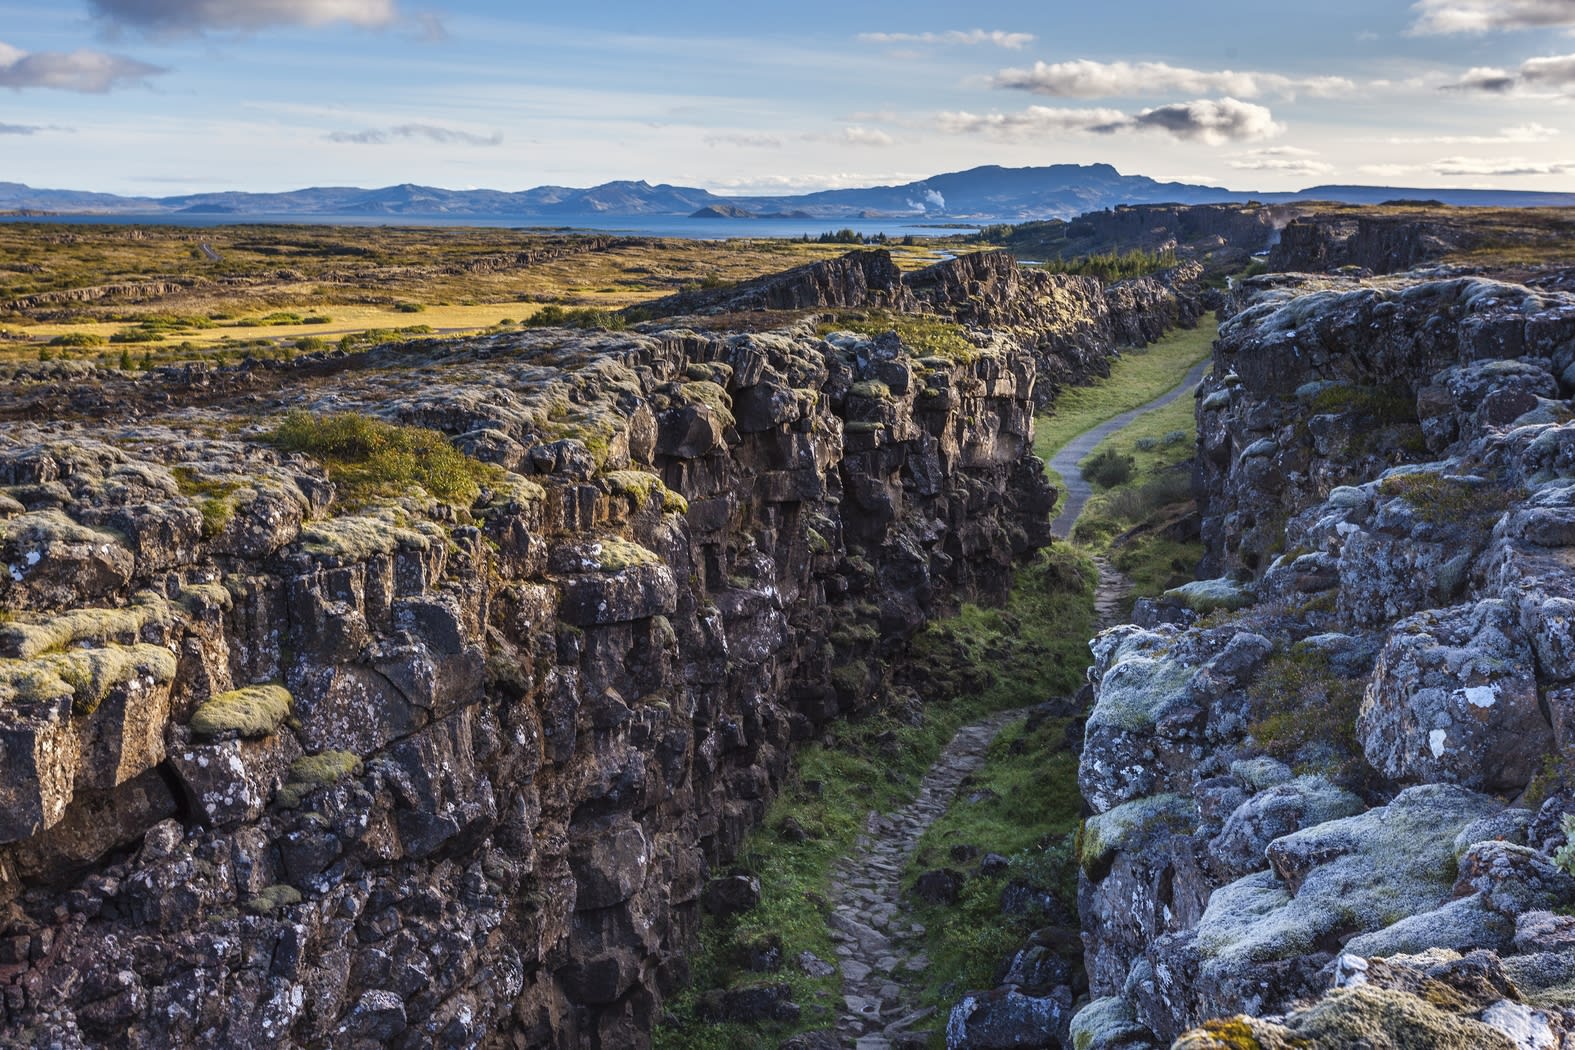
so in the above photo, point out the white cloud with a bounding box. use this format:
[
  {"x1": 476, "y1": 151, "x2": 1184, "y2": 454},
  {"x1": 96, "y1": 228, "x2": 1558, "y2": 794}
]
[
  {"x1": 1523, "y1": 53, "x2": 1575, "y2": 86},
  {"x1": 1433, "y1": 155, "x2": 1575, "y2": 175},
  {"x1": 1129, "y1": 98, "x2": 1284, "y2": 144},
  {"x1": 89, "y1": 0, "x2": 399, "y2": 32},
  {"x1": 857, "y1": 29, "x2": 1034, "y2": 49},
  {"x1": 839, "y1": 125, "x2": 895, "y2": 147},
  {"x1": 0, "y1": 39, "x2": 164, "y2": 92},
  {"x1": 937, "y1": 104, "x2": 1130, "y2": 137},
  {"x1": 990, "y1": 59, "x2": 1353, "y2": 100},
  {"x1": 703, "y1": 132, "x2": 783, "y2": 149},
  {"x1": 1388, "y1": 122, "x2": 1560, "y2": 144},
  {"x1": 705, "y1": 171, "x2": 929, "y2": 193},
  {"x1": 1227, "y1": 146, "x2": 1335, "y2": 176},
  {"x1": 1410, "y1": 0, "x2": 1575, "y2": 34},
  {"x1": 938, "y1": 97, "x2": 1283, "y2": 145},
  {"x1": 1446, "y1": 53, "x2": 1575, "y2": 94},
  {"x1": 327, "y1": 123, "x2": 502, "y2": 146}
]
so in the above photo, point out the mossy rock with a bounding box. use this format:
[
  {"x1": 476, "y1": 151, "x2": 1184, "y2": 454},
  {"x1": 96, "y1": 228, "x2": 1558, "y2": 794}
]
[
  {"x1": 849, "y1": 379, "x2": 893, "y2": 400},
  {"x1": 593, "y1": 536, "x2": 663, "y2": 572},
  {"x1": 1164, "y1": 577, "x2": 1254, "y2": 614},
  {"x1": 1080, "y1": 794, "x2": 1194, "y2": 874},
  {"x1": 276, "y1": 750, "x2": 362, "y2": 808},
  {"x1": 243, "y1": 884, "x2": 303, "y2": 915},
  {"x1": 0, "y1": 590, "x2": 174, "y2": 660},
  {"x1": 189, "y1": 684, "x2": 293, "y2": 739},
  {"x1": 0, "y1": 642, "x2": 177, "y2": 714},
  {"x1": 677, "y1": 381, "x2": 736, "y2": 426}
]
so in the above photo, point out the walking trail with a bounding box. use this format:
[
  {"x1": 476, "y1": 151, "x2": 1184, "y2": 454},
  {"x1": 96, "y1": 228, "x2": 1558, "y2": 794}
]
[
  {"x1": 1047, "y1": 356, "x2": 1211, "y2": 540},
  {"x1": 824, "y1": 368, "x2": 1176, "y2": 1047}
]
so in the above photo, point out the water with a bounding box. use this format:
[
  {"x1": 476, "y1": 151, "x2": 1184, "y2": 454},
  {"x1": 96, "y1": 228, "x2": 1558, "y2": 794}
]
[{"x1": 0, "y1": 212, "x2": 980, "y2": 241}]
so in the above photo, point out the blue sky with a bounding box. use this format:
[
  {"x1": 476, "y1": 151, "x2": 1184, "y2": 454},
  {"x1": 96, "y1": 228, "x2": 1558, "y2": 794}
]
[{"x1": 1, "y1": 0, "x2": 1572, "y2": 196}]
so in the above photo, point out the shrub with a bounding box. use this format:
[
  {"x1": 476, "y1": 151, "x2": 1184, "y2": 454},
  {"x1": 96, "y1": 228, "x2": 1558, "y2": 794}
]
[
  {"x1": 109, "y1": 327, "x2": 165, "y2": 344},
  {"x1": 268, "y1": 409, "x2": 495, "y2": 507},
  {"x1": 394, "y1": 302, "x2": 425, "y2": 313},
  {"x1": 1134, "y1": 436, "x2": 1159, "y2": 451},
  {"x1": 1084, "y1": 448, "x2": 1135, "y2": 489},
  {"x1": 48, "y1": 332, "x2": 106, "y2": 348},
  {"x1": 524, "y1": 304, "x2": 627, "y2": 330}
]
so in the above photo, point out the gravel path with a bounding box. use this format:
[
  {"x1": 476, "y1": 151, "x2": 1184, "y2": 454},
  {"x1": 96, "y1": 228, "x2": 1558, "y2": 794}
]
[
  {"x1": 826, "y1": 708, "x2": 1032, "y2": 1049},
  {"x1": 1047, "y1": 356, "x2": 1212, "y2": 539}
]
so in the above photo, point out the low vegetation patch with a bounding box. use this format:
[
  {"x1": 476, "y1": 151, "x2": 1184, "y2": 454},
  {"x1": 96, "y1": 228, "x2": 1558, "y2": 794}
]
[
  {"x1": 1377, "y1": 471, "x2": 1521, "y2": 526},
  {"x1": 819, "y1": 311, "x2": 978, "y2": 363},
  {"x1": 1036, "y1": 246, "x2": 1179, "y2": 282},
  {"x1": 1247, "y1": 644, "x2": 1365, "y2": 776},
  {"x1": 267, "y1": 409, "x2": 498, "y2": 508},
  {"x1": 189, "y1": 683, "x2": 293, "y2": 739}
]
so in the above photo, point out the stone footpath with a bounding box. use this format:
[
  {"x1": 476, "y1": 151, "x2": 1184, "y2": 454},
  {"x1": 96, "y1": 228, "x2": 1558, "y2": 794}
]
[
  {"x1": 1091, "y1": 556, "x2": 1132, "y2": 631},
  {"x1": 826, "y1": 708, "x2": 1032, "y2": 1049}
]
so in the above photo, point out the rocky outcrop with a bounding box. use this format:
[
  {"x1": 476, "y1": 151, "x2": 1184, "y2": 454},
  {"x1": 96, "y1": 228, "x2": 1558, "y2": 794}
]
[
  {"x1": 1074, "y1": 268, "x2": 1575, "y2": 1045},
  {"x1": 1266, "y1": 213, "x2": 1480, "y2": 275},
  {"x1": 0, "y1": 301, "x2": 1055, "y2": 1047}
]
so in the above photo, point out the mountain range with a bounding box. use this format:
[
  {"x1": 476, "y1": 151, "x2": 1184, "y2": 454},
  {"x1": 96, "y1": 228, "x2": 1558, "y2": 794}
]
[{"x1": 3, "y1": 164, "x2": 1572, "y2": 222}]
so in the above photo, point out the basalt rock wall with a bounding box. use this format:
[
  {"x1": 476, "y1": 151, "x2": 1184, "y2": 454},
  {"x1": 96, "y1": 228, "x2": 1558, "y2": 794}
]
[
  {"x1": 640, "y1": 249, "x2": 1205, "y2": 408},
  {"x1": 0, "y1": 311, "x2": 1052, "y2": 1048},
  {"x1": 1074, "y1": 270, "x2": 1575, "y2": 1048}
]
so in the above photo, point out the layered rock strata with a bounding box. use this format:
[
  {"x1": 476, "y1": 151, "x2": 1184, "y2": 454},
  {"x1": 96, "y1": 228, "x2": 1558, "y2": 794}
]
[{"x1": 1075, "y1": 271, "x2": 1575, "y2": 1046}]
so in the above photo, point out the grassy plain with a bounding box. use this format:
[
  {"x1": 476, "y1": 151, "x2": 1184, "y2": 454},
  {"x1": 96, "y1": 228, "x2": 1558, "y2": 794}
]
[{"x1": 0, "y1": 223, "x2": 953, "y2": 364}]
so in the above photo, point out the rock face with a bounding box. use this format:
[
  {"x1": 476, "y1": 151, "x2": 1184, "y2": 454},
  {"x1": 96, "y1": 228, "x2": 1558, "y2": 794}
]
[
  {"x1": 640, "y1": 249, "x2": 1205, "y2": 407},
  {"x1": 1076, "y1": 266, "x2": 1575, "y2": 1045},
  {"x1": 0, "y1": 284, "x2": 1062, "y2": 1047},
  {"x1": 1266, "y1": 213, "x2": 1491, "y2": 275}
]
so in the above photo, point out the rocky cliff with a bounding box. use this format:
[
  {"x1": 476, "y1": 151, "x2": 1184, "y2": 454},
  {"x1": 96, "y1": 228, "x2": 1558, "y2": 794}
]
[
  {"x1": 0, "y1": 245, "x2": 1143, "y2": 1049},
  {"x1": 1073, "y1": 270, "x2": 1575, "y2": 1047}
]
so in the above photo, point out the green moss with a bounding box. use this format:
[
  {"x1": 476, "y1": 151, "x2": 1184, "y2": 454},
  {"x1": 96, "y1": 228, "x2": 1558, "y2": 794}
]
[
  {"x1": 268, "y1": 409, "x2": 502, "y2": 508},
  {"x1": 1247, "y1": 644, "x2": 1365, "y2": 768},
  {"x1": 276, "y1": 750, "x2": 362, "y2": 808},
  {"x1": 0, "y1": 591, "x2": 173, "y2": 660},
  {"x1": 297, "y1": 508, "x2": 443, "y2": 562},
  {"x1": 848, "y1": 379, "x2": 892, "y2": 400},
  {"x1": 0, "y1": 642, "x2": 177, "y2": 714},
  {"x1": 1306, "y1": 383, "x2": 1417, "y2": 423},
  {"x1": 1377, "y1": 471, "x2": 1521, "y2": 526},
  {"x1": 819, "y1": 312, "x2": 978, "y2": 363},
  {"x1": 678, "y1": 381, "x2": 736, "y2": 426},
  {"x1": 602, "y1": 470, "x2": 688, "y2": 514},
  {"x1": 594, "y1": 536, "x2": 662, "y2": 572},
  {"x1": 1080, "y1": 794, "x2": 1194, "y2": 874},
  {"x1": 243, "y1": 884, "x2": 302, "y2": 915},
  {"x1": 189, "y1": 683, "x2": 293, "y2": 739},
  {"x1": 844, "y1": 421, "x2": 882, "y2": 434},
  {"x1": 1284, "y1": 985, "x2": 1515, "y2": 1049},
  {"x1": 171, "y1": 465, "x2": 242, "y2": 538}
]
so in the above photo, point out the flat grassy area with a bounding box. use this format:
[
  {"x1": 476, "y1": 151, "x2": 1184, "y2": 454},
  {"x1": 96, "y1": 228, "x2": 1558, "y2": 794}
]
[
  {"x1": 655, "y1": 548, "x2": 1096, "y2": 1050},
  {"x1": 1033, "y1": 316, "x2": 1216, "y2": 473}
]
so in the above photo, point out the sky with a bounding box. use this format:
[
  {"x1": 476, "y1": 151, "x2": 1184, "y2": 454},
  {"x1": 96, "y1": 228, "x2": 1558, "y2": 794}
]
[{"x1": 1, "y1": 0, "x2": 1573, "y2": 198}]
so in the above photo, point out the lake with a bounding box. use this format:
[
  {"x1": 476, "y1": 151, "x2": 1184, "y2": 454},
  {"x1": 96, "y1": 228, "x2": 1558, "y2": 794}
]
[{"x1": 0, "y1": 212, "x2": 981, "y2": 241}]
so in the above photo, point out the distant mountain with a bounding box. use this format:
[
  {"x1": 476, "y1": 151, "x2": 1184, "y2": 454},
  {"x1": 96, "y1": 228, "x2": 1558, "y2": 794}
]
[{"x1": 2, "y1": 166, "x2": 1572, "y2": 222}]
